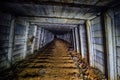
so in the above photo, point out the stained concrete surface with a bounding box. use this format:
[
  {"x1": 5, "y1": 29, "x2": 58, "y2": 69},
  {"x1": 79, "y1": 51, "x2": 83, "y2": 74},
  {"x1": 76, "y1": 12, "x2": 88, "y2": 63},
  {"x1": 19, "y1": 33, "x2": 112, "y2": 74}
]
[{"x1": 2, "y1": 39, "x2": 81, "y2": 80}]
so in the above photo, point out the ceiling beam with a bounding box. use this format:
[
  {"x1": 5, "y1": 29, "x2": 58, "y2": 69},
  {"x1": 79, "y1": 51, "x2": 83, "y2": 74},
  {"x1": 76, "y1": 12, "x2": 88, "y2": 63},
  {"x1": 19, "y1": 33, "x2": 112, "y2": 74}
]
[
  {"x1": 31, "y1": 22, "x2": 79, "y2": 26},
  {"x1": 19, "y1": 15, "x2": 86, "y2": 21},
  {"x1": 0, "y1": 1, "x2": 107, "y2": 9},
  {"x1": 36, "y1": 23, "x2": 76, "y2": 27},
  {"x1": 19, "y1": 16, "x2": 85, "y2": 24},
  {"x1": 30, "y1": 20, "x2": 84, "y2": 25}
]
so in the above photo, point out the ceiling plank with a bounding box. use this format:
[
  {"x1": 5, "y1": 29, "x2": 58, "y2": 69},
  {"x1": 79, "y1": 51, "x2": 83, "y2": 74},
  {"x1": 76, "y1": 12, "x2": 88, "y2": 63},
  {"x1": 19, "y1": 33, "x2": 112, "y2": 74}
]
[
  {"x1": 31, "y1": 22, "x2": 79, "y2": 26},
  {"x1": 29, "y1": 19, "x2": 84, "y2": 24},
  {"x1": 0, "y1": 1, "x2": 107, "y2": 9},
  {"x1": 36, "y1": 23, "x2": 78, "y2": 27},
  {"x1": 18, "y1": 15, "x2": 86, "y2": 20}
]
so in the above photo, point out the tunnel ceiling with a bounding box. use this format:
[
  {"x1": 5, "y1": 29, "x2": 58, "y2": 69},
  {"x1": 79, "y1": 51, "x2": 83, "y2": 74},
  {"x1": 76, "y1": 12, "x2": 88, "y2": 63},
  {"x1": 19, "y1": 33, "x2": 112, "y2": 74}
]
[{"x1": 0, "y1": 0, "x2": 117, "y2": 34}]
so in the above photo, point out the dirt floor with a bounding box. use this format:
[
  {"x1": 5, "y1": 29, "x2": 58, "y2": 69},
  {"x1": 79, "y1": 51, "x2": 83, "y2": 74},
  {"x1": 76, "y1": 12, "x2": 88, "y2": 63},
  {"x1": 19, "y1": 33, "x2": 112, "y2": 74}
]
[{"x1": 3, "y1": 39, "x2": 81, "y2": 80}]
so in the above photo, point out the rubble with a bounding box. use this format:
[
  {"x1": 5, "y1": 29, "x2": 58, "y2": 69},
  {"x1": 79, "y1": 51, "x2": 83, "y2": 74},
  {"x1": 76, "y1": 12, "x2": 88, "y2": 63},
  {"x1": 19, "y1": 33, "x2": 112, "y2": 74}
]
[{"x1": 68, "y1": 47, "x2": 106, "y2": 80}]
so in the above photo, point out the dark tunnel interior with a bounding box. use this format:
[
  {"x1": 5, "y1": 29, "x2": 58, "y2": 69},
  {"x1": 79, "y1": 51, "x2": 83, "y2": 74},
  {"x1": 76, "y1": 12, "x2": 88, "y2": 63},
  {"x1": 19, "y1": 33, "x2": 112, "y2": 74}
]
[{"x1": 0, "y1": 0, "x2": 120, "y2": 80}]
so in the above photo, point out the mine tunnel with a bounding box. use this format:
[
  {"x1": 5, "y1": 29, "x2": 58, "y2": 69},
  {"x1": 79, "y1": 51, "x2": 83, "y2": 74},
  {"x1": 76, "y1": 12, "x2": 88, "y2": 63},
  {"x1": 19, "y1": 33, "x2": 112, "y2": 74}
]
[{"x1": 0, "y1": 0, "x2": 120, "y2": 80}]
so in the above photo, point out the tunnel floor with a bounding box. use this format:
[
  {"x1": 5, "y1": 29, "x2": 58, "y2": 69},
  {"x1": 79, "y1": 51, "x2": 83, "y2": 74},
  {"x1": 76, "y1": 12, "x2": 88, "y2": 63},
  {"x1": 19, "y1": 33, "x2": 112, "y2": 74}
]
[{"x1": 4, "y1": 39, "x2": 81, "y2": 80}]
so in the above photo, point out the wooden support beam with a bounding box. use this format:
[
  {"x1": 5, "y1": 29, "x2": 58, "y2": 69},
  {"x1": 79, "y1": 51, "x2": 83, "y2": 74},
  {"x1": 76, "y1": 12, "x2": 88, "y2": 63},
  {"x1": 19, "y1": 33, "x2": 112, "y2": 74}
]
[
  {"x1": 18, "y1": 15, "x2": 86, "y2": 21},
  {"x1": 31, "y1": 22, "x2": 79, "y2": 27},
  {"x1": 0, "y1": 0, "x2": 107, "y2": 9},
  {"x1": 24, "y1": 17, "x2": 85, "y2": 25}
]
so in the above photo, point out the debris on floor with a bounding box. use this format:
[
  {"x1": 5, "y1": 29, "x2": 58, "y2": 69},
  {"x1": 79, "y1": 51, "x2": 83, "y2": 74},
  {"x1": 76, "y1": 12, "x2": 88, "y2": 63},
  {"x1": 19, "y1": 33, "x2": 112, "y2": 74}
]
[{"x1": 68, "y1": 48, "x2": 106, "y2": 80}]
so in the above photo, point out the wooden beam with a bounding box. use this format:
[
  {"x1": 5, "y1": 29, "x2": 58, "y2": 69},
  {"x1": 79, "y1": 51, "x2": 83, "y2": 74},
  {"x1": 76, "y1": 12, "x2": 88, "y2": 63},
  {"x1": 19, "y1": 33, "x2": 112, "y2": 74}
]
[
  {"x1": 19, "y1": 15, "x2": 86, "y2": 21},
  {"x1": 32, "y1": 22, "x2": 83, "y2": 25},
  {"x1": 31, "y1": 22, "x2": 79, "y2": 26},
  {"x1": 19, "y1": 16, "x2": 85, "y2": 24},
  {"x1": 0, "y1": 0, "x2": 107, "y2": 9}
]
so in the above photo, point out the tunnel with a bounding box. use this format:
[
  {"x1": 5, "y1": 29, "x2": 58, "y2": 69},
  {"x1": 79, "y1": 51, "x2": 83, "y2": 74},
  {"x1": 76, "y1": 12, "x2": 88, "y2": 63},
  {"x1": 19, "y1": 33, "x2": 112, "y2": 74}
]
[{"x1": 0, "y1": 0, "x2": 120, "y2": 80}]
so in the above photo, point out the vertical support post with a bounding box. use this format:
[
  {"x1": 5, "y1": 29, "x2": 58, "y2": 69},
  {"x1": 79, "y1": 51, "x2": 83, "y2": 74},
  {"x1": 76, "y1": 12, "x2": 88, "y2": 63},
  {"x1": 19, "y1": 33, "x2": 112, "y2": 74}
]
[
  {"x1": 104, "y1": 11, "x2": 116, "y2": 80},
  {"x1": 79, "y1": 25, "x2": 85, "y2": 58},
  {"x1": 72, "y1": 29, "x2": 76, "y2": 50},
  {"x1": 75, "y1": 27, "x2": 80, "y2": 53},
  {"x1": 86, "y1": 20, "x2": 93, "y2": 65},
  {"x1": 70, "y1": 30, "x2": 73, "y2": 46},
  {"x1": 31, "y1": 25, "x2": 37, "y2": 53},
  {"x1": 39, "y1": 28, "x2": 42, "y2": 48},
  {"x1": 41, "y1": 28, "x2": 45, "y2": 47},
  {"x1": 37, "y1": 27, "x2": 41, "y2": 50},
  {"x1": 23, "y1": 22, "x2": 29, "y2": 58},
  {"x1": 8, "y1": 18, "x2": 15, "y2": 67},
  {"x1": 101, "y1": 13, "x2": 108, "y2": 79},
  {"x1": 43, "y1": 29, "x2": 46, "y2": 46}
]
